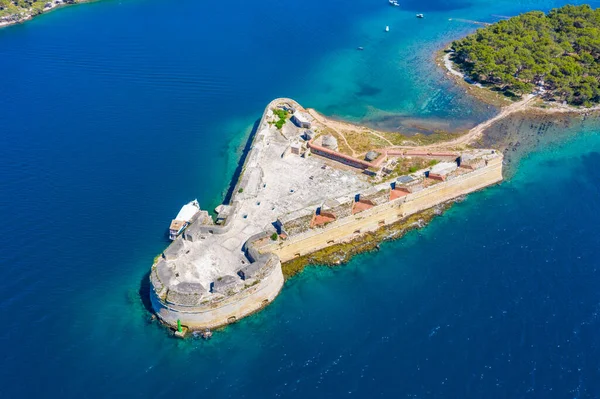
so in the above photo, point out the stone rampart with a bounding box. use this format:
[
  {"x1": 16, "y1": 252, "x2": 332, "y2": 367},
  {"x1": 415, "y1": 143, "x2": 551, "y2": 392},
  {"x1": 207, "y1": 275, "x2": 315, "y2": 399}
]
[
  {"x1": 265, "y1": 154, "x2": 503, "y2": 262},
  {"x1": 359, "y1": 185, "x2": 391, "y2": 205},
  {"x1": 150, "y1": 255, "x2": 283, "y2": 329}
]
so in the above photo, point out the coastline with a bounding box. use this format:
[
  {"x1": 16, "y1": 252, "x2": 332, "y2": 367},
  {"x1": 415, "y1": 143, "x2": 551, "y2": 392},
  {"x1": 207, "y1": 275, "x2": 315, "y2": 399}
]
[
  {"x1": 281, "y1": 201, "x2": 455, "y2": 278},
  {"x1": 440, "y1": 50, "x2": 600, "y2": 115},
  {"x1": 0, "y1": 0, "x2": 95, "y2": 28}
]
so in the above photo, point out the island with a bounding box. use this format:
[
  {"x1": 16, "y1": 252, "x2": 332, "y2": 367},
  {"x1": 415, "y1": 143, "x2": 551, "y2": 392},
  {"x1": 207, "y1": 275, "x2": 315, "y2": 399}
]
[
  {"x1": 448, "y1": 5, "x2": 600, "y2": 107},
  {"x1": 149, "y1": 98, "x2": 504, "y2": 336},
  {"x1": 0, "y1": 0, "x2": 84, "y2": 27}
]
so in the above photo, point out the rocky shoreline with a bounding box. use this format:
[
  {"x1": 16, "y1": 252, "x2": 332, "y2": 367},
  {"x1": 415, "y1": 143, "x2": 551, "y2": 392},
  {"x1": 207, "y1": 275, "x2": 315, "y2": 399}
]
[{"x1": 0, "y1": 0, "x2": 90, "y2": 28}]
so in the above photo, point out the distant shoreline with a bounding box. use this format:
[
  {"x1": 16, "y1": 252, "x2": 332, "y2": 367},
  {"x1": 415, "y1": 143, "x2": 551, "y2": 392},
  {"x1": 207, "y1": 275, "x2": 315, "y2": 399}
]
[
  {"x1": 0, "y1": 0, "x2": 95, "y2": 28},
  {"x1": 440, "y1": 50, "x2": 600, "y2": 116}
]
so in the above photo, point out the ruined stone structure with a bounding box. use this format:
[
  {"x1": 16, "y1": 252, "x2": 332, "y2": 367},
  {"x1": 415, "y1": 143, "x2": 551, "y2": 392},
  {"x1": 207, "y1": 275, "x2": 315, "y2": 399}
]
[
  {"x1": 359, "y1": 185, "x2": 391, "y2": 206},
  {"x1": 428, "y1": 162, "x2": 459, "y2": 181},
  {"x1": 395, "y1": 175, "x2": 424, "y2": 193},
  {"x1": 277, "y1": 207, "x2": 315, "y2": 236},
  {"x1": 460, "y1": 153, "x2": 487, "y2": 170}
]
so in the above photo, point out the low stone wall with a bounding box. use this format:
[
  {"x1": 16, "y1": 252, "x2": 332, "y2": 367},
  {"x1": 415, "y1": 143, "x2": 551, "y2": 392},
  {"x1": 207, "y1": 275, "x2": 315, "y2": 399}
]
[
  {"x1": 150, "y1": 258, "x2": 284, "y2": 329},
  {"x1": 309, "y1": 142, "x2": 376, "y2": 170},
  {"x1": 265, "y1": 154, "x2": 503, "y2": 262}
]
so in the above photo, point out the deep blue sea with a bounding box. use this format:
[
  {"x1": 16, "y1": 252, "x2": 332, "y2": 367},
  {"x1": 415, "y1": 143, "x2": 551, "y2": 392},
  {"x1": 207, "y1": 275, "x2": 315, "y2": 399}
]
[{"x1": 2, "y1": 0, "x2": 600, "y2": 397}]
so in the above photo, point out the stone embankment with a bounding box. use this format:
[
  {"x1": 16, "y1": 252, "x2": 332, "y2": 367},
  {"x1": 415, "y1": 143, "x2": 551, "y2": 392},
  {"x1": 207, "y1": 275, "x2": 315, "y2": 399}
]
[
  {"x1": 263, "y1": 152, "x2": 502, "y2": 262},
  {"x1": 149, "y1": 98, "x2": 504, "y2": 336}
]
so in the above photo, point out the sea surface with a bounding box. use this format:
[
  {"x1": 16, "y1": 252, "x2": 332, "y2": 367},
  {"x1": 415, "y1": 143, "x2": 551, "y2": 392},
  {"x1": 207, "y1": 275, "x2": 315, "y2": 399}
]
[{"x1": 1, "y1": 0, "x2": 600, "y2": 397}]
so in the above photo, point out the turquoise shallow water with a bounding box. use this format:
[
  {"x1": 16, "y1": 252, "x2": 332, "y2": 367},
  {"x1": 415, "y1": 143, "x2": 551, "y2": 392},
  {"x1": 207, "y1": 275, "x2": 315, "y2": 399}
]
[{"x1": 1, "y1": 0, "x2": 600, "y2": 397}]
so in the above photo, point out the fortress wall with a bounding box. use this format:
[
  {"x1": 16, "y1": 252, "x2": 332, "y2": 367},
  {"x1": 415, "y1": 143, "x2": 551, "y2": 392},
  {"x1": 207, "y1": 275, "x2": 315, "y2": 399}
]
[
  {"x1": 150, "y1": 99, "x2": 293, "y2": 332},
  {"x1": 360, "y1": 186, "x2": 391, "y2": 205},
  {"x1": 278, "y1": 210, "x2": 315, "y2": 236},
  {"x1": 151, "y1": 257, "x2": 284, "y2": 330},
  {"x1": 401, "y1": 155, "x2": 502, "y2": 216},
  {"x1": 268, "y1": 156, "x2": 503, "y2": 263}
]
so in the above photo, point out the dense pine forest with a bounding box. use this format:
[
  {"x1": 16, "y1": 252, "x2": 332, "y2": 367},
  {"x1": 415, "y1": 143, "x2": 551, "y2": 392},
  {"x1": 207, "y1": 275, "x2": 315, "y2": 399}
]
[{"x1": 451, "y1": 5, "x2": 600, "y2": 106}]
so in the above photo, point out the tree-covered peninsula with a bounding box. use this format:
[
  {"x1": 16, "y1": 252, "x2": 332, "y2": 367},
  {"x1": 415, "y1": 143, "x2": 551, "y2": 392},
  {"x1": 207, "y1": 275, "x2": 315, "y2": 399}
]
[{"x1": 450, "y1": 5, "x2": 600, "y2": 107}]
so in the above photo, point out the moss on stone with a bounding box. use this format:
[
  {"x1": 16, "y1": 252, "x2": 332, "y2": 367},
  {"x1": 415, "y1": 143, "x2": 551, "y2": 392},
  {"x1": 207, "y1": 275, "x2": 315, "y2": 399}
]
[{"x1": 281, "y1": 201, "x2": 455, "y2": 279}]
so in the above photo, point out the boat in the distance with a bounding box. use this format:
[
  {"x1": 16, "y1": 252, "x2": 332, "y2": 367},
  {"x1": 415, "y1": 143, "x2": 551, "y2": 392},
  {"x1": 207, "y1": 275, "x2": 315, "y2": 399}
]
[
  {"x1": 388, "y1": 0, "x2": 400, "y2": 6},
  {"x1": 385, "y1": 25, "x2": 390, "y2": 32},
  {"x1": 416, "y1": 13, "x2": 424, "y2": 18},
  {"x1": 168, "y1": 199, "x2": 200, "y2": 240}
]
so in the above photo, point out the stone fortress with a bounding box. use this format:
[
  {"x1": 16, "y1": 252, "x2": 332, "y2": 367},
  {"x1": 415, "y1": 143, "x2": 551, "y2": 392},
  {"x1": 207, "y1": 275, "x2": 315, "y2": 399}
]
[{"x1": 149, "y1": 99, "x2": 504, "y2": 335}]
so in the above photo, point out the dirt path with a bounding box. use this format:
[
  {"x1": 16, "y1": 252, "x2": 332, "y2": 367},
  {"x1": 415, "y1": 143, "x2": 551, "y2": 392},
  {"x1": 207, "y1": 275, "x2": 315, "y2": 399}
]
[
  {"x1": 307, "y1": 92, "x2": 596, "y2": 157},
  {"x1": 369, "y1": 94, "x2": 537, "y2": 153},
  {"x1": 307, "y1": 109, "x2": 358, "y2": 156},
  {"x1": 367, "y1": 130, "x2": 394, "y2": 147},
  {"x1": 425, "y1": 94, "x2": 537, "y2": 149}
]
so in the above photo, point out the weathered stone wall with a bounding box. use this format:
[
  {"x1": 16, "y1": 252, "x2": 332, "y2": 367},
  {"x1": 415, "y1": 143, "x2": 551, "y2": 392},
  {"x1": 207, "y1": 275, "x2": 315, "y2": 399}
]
[
  {"x1": 150, "y1": 257, "x2": 284, "y2": 329},
  {"x1": 264, "y1": 154, "x2": 503, "y2": 262},
  {"x1": 359, "y1": 185, "x2": 391, "y2": 205},
  {"x1": 277, "y1": 208, "x2": 315, "y2": 236},
  {"x1": 151, "y1": 232, "x2": 285, "y2": 330},
  {"x1": 322, "y1": 197, "x2": 354, "y2": 219},
  {"x1": 460, "y1": 156, "x2": 486, "y2": 170}
]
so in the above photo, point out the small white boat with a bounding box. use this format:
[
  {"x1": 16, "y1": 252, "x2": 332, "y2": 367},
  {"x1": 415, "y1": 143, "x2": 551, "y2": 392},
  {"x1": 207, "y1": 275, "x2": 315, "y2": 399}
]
[
  {"x1": 388, "y1": 0, "x2": 400, "y2": 6},
  {"x1": 169, "y1": 199, "x2": 200, "y2": 240},
  {"x1": 385, "y1": 25, "x2": 390, "y2": 32},
  {"x1": 416, "y1": 13, "x2": 424, "y2": 18}
]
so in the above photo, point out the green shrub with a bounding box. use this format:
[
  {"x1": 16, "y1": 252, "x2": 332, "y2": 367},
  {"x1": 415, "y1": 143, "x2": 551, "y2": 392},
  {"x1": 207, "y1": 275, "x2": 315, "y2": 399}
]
[
  {"x1": 451, "y1": 5, "x2": 600, "y2": 106},
  {"x1": 272, "y1": 108, "x2": 288, "y2": 129}
]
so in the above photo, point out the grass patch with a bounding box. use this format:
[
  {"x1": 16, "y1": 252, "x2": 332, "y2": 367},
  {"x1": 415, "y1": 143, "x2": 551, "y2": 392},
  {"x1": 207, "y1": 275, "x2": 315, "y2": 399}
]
[
  {"x1": 272, "y1": 108, "x2": 289, "y2": 130},
  {"x1": 384, "y1": 158, "x2": 439, "y2": 180},
  {"x1": 319, "y1": 128, "x2": 353, "y2": 156}
]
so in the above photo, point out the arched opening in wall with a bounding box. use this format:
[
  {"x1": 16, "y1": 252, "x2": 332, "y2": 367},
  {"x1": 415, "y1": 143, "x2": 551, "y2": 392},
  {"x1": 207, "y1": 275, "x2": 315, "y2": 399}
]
[{"x1": 227, "y1": 316, "x2": 237, "y2": 324}]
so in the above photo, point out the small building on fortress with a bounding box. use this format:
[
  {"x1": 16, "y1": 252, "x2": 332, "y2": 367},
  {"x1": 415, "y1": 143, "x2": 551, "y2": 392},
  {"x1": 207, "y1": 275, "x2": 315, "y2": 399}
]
[
  {"x1": 459, "y1": 153, "x2": 487, "y2": 170},
  {"x1": 428, "y1": 162, "x2": 458, "y2": 181},
  {"x1": 291, "y1": 111, "x2": 312, "y2": 128}
]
